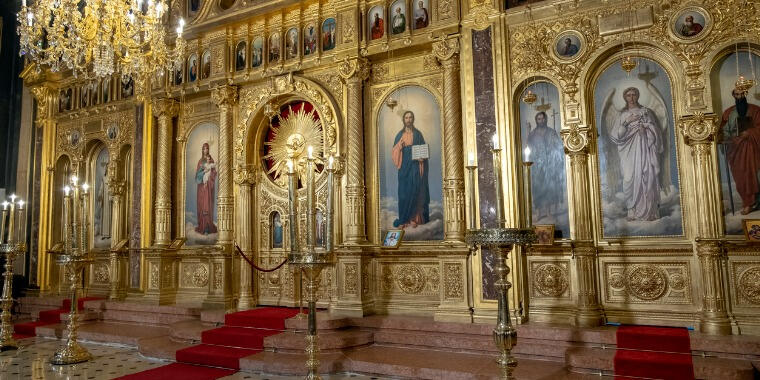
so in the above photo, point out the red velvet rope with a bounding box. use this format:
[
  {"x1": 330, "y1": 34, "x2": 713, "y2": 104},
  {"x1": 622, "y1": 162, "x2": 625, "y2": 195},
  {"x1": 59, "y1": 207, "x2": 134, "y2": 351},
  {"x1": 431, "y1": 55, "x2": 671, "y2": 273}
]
[{"x1": 234, "y1": 244, "x2": 288, "y2": 273}]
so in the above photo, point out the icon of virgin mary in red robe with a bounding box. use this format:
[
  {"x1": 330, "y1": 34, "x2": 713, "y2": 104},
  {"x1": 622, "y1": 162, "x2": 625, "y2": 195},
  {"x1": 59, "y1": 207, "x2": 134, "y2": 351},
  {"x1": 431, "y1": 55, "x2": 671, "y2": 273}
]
[{"x1": 195, "y1": 142, "x2": 218, "y2": 234}]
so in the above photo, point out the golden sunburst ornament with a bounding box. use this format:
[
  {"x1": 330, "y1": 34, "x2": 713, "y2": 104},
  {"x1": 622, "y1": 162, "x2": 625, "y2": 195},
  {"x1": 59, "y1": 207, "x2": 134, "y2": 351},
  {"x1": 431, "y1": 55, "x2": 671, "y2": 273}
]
[{"x1": 263, "y1": 105, "x2": 324, "y2": 186}]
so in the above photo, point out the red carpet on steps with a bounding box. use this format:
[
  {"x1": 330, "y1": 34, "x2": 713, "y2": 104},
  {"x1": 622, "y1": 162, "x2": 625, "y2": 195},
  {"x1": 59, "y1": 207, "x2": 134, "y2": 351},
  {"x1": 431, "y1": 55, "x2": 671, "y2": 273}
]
[
  {"x1": 116, "y1": 307, "x2": 302, "y2": 380},
  {"x1": 13, "y1": 297, "x2": 100, "y2": 337},
  {"x1": 614, "y1": 325, "x2": 695, "y2": 380}
]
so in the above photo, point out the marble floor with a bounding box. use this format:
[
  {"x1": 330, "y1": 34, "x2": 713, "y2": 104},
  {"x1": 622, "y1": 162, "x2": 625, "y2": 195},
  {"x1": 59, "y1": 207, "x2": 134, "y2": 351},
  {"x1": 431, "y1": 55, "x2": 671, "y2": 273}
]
[{"x1": 0, "y1": 337, "x2": 388, "y2": 380}]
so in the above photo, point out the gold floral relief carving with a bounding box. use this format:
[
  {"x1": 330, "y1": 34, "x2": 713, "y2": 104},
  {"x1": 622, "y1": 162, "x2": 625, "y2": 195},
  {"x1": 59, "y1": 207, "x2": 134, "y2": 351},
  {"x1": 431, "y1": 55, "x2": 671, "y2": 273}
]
[
  {"x1": 371, "y1": 64, "x2": 389, "y2": 82},
  {"x1": 531, "y1": 262, "x2": 569, "y2": 298},
  {"x1": 509, "y1": 13, "x2": 601, "y2": 91},
  {"x1": 344, "y1": 263, "x2": 359, "y2": 295},
  {"x1": 438, "y1": 0, "x2": 453, "y2": 20},
  {"x1": 396, "y1": 265, "x2": 426, "y2": 294},
  {"x1": 362, "y1": 261, "x2": 371, "y2": 296},
  {"x1": 161, "y1": 263, "x2": 173, "y2": 288},
  {"x1": 94, "y1": 263, "x2": 110, "y2": 284},
  {"x1": 150, "y1": 263, "x2": 159, "y2": 289},
  {"x1": 604, "y1": 262, "x2": 692, "y2": 304},
  {"x1": 342, "y1": 11, "x2": 355, "y2": 44},
  {"x1": 214, "y1": 263, "x2": 223, "y2": 290},
  {"x1": 732, "y1": 263, "x2": 760, "y2": 306},
  {"x1": 443, "y1": 263, "x2": 464, "y2": 299},
  {"x1": 182, "y1": 263, "x2": 210, "y2": 288}
]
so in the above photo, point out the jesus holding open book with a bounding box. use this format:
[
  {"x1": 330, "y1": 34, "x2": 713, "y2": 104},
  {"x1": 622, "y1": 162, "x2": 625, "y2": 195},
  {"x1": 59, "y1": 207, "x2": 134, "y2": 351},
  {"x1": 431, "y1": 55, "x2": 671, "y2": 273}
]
[{"x1": 391, "y1": 110, "x2": 430, "y2": 228}]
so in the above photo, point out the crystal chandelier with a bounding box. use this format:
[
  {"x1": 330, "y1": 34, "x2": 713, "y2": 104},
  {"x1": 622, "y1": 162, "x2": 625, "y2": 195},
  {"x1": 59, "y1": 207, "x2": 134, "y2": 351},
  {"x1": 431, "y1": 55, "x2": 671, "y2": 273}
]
[{"x1": 17, "y1": 0, "x2": 186, "y2": 79}]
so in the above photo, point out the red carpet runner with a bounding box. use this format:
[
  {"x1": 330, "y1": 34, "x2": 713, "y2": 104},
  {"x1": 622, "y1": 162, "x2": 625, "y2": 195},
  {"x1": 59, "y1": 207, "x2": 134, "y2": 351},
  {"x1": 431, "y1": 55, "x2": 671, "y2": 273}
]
[
  {"x1": 117, "y1": 307, "x2": 301, "y2": 380},
  {"x1": 614, "y1": 325, "x2": 695, "y2": 380},
  {"x1": 13, "y1": 297, "x2": 100, "y2": 340}
]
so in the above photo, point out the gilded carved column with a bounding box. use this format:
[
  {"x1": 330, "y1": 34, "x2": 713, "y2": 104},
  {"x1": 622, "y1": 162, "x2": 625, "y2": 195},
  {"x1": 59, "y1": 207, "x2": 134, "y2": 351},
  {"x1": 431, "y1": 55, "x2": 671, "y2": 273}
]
[
  {"x1": 30, "y1": 86, "x2": 56, "y2": 291},
  {"x1": 680, "y1": 113, "x2": 731, "y2": 335},
  {"x1": 152, "y1": 98, "x2": 179, "y2": 246},
  {"x1": 234, "y1": 165, "x2": 256, "y2": 310},
  {"x1": 433, "y1": 37, "x2": 466, "y2": 243},
  {"x1": 211, "y1": 86, "x2": 239, "y2": 245},
  {"x1": 338, "y1": 58, "x2": 370, "y2": 244},
  {"x1": 561, "y1": 124, "x2": 603, "y2": 327}
]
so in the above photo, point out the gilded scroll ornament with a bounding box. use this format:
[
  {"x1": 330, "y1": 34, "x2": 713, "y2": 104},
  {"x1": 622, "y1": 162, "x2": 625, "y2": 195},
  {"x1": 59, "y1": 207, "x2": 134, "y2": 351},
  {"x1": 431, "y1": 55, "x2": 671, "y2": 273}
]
[
  {"x1": 533, "y1": 263, "x2": 569, "y2": 297},
  {"x1": 395, "y1": 265, "x2": 426, "y2": 294},
  {"x1": 739, "y1": 267, "x2": 760, "y2": 304},
  {"x1": 561, "y1": 123, "x2": 591, "y2": 154},
  {"x1": 183, "y1": 263, "x2": 209, "y2": 288},
  {"x1": 94, "y1": 264, "x2": 110, "y2": 283},
  {"x1": 211, "y1": 85, "x2": 239, "y2": 107},
  {"x1": 214, "y1": 264, "x2": 223, "y2": 290},
  {"x1": 150, "y1": 264, "x2": 159, "y2": 289},
  {"x1": 626, "y1": 265, "x2": 668, "y2": 301},
  {"x1": 679, "y1": 112, "x2": 718, "y2": 145},
  {"x1": 432, "y1": 37, "x2": 460, "y2": 63},
  {"x1": 344, "y1": 263, "x2": 358, "y2": 295},
  {"x1": 669, "y1": 273, "x2": 686, "y2": 291},
  {"x1": 444, "y1": 263, "x2": 464, "y2": 299},
  {"x1": 609, "y1": 272, "x2": 626, "y2": 290},
  {"x1": 337, "y1": 57, "x2": 371, "y2": 81}
]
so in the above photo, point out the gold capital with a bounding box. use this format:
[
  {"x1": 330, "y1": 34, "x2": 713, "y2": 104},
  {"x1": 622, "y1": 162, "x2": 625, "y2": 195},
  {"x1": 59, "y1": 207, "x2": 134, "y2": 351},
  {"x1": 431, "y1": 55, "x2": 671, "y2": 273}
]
[
  {"x1": 432, "y1": 36, "x2": 460, "y2": 63},
  {"x1": 211, "y1": 85, "x2": 239, "y2": 108},
  {"x1": 679, "y1": 112, "x2": 718, "y2": 146},
  {"x1": 151, "y1": 98, "x2": 180, "y2": 119}
]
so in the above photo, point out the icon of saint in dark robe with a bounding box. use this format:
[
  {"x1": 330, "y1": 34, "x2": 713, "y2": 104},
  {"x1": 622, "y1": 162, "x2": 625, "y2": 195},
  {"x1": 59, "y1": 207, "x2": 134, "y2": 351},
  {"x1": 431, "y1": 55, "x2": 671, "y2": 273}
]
[{"x1": 391, "y1": 110, "x2": 430, "y2": 228}]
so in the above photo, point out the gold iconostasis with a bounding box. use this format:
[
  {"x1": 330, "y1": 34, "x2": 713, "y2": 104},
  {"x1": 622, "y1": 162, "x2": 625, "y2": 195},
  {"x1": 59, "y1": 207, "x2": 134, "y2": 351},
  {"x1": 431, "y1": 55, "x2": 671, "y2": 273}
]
[{"x1": 17, "y1": 0, "x2": 760, "y2": 335}]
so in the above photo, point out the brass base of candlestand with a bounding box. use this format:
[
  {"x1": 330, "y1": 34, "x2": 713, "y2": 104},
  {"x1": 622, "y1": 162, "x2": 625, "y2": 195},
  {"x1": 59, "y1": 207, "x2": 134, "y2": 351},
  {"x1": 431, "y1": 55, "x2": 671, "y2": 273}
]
[
  {"x1": 466, "y1": 228, "x2": 536, "y2": 380},
  {"x1": 52, "y1": 256, "x2": 93, "y2": 366},
  {"x1": 0, "y1": 245, "x2": 21, "y2": 351},
  {"x1": 289, "y1": 252, "x2": 333, "y2": 380},
  {"x1": 50, "y1": 339, "x2": 94, "y2": 365}
]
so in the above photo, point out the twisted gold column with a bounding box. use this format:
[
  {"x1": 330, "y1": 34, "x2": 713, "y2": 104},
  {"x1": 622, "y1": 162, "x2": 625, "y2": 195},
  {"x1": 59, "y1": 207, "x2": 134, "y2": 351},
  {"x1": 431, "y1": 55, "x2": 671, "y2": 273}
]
[
  {"x1": 561, "y1": 124, "x2": 603, "y2": 327},
  {"x1": 212, "y1": 86, "x2": 239, "y2": 245},
  {"x1": 234, "y1": 165, "x2": 256, "y2": 310},
  {"x1": 152, "y1": 99, "x2": 179, "y2": 246},
  {"x1": 338, "y1": 58, "x2": 370, "y2": 245},
  {"x1": 433, "y1": 37, "x2": 466, "y2": 243},
  {"x1": 680, "y1": 113, "x2": 731, "y2": 335}
]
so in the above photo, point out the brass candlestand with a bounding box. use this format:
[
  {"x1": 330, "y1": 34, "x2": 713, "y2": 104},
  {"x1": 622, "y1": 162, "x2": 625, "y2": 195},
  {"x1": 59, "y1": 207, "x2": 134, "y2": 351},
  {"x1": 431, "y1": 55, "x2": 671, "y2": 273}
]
[
  {"x1": 51, "y1": 177, "x2": 94, "y2": 365},
  {"x1": 465, "y1": 229, "x2": 535, "y2": 379},
  {"x1": 0, "y1": 195, "x2": 26, "y2": 351},
  {"x1": 286, "y1": 150, "x2": 337, "y2": 380},
  {"x1": 465, "y1": 138, "x2": 536, "y2": 379}
]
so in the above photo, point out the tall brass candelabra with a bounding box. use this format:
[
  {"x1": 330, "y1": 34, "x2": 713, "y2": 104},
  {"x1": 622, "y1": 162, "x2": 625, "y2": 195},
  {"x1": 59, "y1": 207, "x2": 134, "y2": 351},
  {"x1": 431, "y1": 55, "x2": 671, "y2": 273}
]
[
  {"x1": 286, "y1": 148, "x2": 337, "y2": 380},
  {"x1": 51, "y1": 176, "x2": 94, "y2": 365},
  {"x1": 0, "y1": 194, "x2": 27, "y2": 351},
  {"x1": 465, "y1": 136, "x2": 536, "y2": 379}
]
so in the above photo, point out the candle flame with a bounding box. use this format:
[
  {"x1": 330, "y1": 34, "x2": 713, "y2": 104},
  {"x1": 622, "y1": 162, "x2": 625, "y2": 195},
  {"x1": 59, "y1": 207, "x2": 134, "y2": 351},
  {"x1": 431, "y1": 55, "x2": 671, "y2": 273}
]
[
  {"x1": 17, "y1": 200, "x2": 24, "y2": 209},
  {"x1": 9, "y1": 194, "x2": 16, "y2": 202},
  {"x1": 82, "y1": 183, "x2": 90, "y2": 193},
  {"x1": 2, "y1": 201, "x2": 7, "y2": 210},
  {"x1": 307, "y1": 145, "x2": 314, "y2": 159},
  {"x1": 64, "y1": 186, "x2": 71, "y2": 196},
  {"x1": 71, "y1": 176, "x2": 79, "y2": 185}
]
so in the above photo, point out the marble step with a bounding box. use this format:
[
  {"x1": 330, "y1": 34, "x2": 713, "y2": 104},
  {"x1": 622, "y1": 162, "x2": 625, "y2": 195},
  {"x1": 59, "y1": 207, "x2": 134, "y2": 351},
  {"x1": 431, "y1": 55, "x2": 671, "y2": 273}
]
[
  {"x1": 263, "y1": 328, "x2": 373, "y2": 352},
  {"x1": 36, "y1": 321, "x2": 170, "y2": 347},
  {"x1": 88, "y1": 301, "x2": 201, "y2": 326},
  {"x1": 137, "y1": 335, "x2": 195, "y2": 361},
  {"x1": 241, "y1": 345, "x2": 598, "y2": 379},
  {"x1": 566, "y1": 346, "x2": 755, "y2": 380}
]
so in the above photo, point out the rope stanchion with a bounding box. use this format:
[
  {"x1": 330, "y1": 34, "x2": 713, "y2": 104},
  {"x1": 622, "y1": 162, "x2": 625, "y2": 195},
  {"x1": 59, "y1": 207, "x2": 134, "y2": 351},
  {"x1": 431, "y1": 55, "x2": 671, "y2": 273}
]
[{"x1": 234, "y1": 244, "x2": 288, "y2": 272}]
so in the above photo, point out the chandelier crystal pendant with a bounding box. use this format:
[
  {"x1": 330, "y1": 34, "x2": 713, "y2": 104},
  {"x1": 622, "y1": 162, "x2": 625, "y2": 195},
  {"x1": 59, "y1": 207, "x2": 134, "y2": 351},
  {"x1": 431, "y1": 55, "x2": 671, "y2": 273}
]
[{"x1": 17, "y1": 0, "x2": 186, "y2": 80}]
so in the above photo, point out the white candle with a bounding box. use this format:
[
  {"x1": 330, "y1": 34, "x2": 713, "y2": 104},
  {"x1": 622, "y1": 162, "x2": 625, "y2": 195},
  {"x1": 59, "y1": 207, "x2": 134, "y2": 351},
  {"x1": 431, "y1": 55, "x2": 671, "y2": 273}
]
[
  {"x1": 468, "y1": 152, "x2": 475, "y2": 167},
  {"x1": 328, "y1": 155, "x2": 334, "y2": 169},
  {"x1": 71, "y1": 176, "x2": 78, "y2": 186},
  {"x1": 82, "y1": 183, "x2": 89, "y2": 194},
  {"x1": 307, "y1": 146, "x2": 314, "y2": 159},
  {"x1": 17, "y1": 199, "x2": 26, "y2": 245},
  {"x1": 524, "y1": 146, "x2": 531, "y2": 162},
  {"x1": 0, "y1": 202, "x2": 8, "y2": 244},
  {"x1": 22, "y1": 0, "x2": 27, "y2": 7},
  {"x1": 287, "y1": 160, "x2": 294, "y2": 173},
  {"x1": 492, "y1": 134, "x2": 500, "y2": 150}
]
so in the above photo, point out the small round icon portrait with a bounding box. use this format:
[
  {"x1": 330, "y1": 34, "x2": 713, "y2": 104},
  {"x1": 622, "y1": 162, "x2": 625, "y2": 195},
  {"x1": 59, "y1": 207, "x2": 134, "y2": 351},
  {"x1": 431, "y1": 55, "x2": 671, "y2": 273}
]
[
  {"x1": 553, "y1": 31, "x2": 584, "y2": 61},
  {"x1": 106, "y1": 125, "x2": 119, "y2": 141},
  {"x1": 672, "y1": 7, "x2": 709, "y2": 40},
  {"x1": 68, "y1": 130, "x2": 81, "y2": 147}
]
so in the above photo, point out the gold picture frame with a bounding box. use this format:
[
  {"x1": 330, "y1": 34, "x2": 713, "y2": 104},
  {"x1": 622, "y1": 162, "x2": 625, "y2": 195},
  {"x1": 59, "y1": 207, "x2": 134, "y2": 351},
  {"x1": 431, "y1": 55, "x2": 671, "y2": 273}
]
[
  {"x1": 382, "y1": 229, "x2": 404, "y2": 249},
  {"x1": 534, "y1": 225, "x2": 555, "y2": 246},
  {"x1": 743, "y1": 219, "x2": 760, "y2": 243}
]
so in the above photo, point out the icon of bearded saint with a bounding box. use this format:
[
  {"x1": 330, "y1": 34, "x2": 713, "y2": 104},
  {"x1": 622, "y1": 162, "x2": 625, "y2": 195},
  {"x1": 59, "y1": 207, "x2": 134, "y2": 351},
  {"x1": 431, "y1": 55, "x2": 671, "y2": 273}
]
[{"x1": 600, "y1": 82, "x2": 671, "y2": 222}]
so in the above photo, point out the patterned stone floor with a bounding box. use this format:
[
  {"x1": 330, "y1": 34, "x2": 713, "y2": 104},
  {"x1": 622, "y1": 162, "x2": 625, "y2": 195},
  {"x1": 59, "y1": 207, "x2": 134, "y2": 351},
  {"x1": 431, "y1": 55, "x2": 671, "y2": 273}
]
[{"x1": 0, "y1": 337, "x2": 386, "y2": 380}]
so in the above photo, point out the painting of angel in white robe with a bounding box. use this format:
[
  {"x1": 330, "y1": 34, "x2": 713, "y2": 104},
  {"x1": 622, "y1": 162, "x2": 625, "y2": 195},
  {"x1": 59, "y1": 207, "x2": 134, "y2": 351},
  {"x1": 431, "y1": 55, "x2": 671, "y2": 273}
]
[{"x1": 595, "y1": 59, "x2": 683, "y2": 237}]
